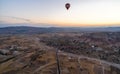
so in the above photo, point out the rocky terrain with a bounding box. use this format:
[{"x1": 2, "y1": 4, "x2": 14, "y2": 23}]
[{"x1": 0, "y1": 32, "x2": 120, "y2": 74}]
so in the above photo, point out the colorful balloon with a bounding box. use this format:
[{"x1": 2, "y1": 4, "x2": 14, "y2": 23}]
[{"x1": 65, "y1": 3, "x2": 70, "y2": 10}]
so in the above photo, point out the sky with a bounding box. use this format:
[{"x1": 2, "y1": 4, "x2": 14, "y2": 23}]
[{"x1": 0, "y1": 0, "x2": 120, "y2": 27}]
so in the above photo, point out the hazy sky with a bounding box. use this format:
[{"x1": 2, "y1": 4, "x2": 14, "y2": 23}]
[{"x1": 0, "y1": 0, "x2": 120, "y2": 27}]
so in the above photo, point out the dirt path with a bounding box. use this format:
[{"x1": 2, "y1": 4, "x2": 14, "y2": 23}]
[
  {"x1": 59, "y1": 51, "x2": 120, "y2": 69},
  {"x1": 33, "y1": 61, "x2": 56, "y2": 73}
]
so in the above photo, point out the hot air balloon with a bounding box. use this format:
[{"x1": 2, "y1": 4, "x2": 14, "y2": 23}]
[{"x1": 65, "y1": 3, "x2": 70, "y2": 10}]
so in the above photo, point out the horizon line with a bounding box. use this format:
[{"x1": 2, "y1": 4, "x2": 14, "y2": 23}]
[{"x1": 0, "y1": 25, "x2": 120, "y2": 28}]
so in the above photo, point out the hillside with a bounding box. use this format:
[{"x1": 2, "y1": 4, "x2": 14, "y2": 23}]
[{"x1": 0, "y1": 26, "x2": 120, "y2": 34}]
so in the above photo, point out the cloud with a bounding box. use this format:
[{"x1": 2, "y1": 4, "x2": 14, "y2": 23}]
[
  {"x1": 0, "y1": 16, "x2": 57, "y2": 27},
  {"x1": 0, "y1": 16, "x2": 32, "y2": 23},
  {"x1": 0, "y1": 20, "x2": 5, "y2": 23},
  {"x1": 10, "y1": 16, "x2": 31, "y2": 22}
]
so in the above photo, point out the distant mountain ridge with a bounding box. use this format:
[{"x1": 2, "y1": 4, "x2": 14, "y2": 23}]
[
  {"x1": 0, "y1": 26, "x2": 62, "y2": 34},
  {"x1": 0, "y1": 26, "x2": 120, "y2": 34}
]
